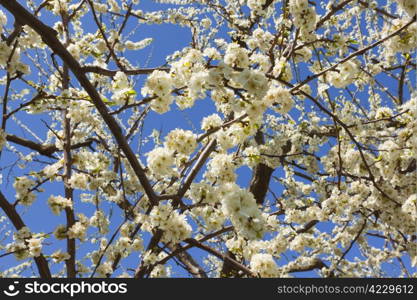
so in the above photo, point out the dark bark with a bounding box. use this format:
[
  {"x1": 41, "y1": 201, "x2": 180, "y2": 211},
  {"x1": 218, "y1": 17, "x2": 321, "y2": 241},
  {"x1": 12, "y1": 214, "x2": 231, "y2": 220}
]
[
  {"x1": 0, "y1": 191, "x2": 51, "y2": 278},
  {"x1": 0, "y1": 0, "x2": 158, "y2": 204}
]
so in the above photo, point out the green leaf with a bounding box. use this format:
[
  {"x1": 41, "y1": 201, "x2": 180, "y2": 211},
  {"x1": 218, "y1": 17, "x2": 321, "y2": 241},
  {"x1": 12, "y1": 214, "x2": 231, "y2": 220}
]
[{"x1": 124, "y1": 90, "x2": 137, "y2": 96}]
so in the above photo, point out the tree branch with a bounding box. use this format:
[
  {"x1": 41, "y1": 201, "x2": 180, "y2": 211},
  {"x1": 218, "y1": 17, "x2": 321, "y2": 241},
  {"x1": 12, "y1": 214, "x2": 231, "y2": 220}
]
[
  {"x1": 0, "y1": 191, "x2": 51, "y2": 278},
  {"x1": 0, "y1": 0, "x2": 158, "y2": 204},
  {"x1": 82, "y1": 65, "x2": 169, "y2": 77}
]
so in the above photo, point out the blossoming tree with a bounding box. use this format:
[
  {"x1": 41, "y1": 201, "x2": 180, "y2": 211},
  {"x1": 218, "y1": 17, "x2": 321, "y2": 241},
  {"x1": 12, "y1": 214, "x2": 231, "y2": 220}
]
[{"x1": 0, "y1": 0, "x2": 415, "y2": 278}]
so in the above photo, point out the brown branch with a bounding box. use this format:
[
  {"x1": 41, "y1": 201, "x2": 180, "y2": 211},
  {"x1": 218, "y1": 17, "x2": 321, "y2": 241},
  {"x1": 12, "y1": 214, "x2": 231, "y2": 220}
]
[
  {"x1": 336, "y1": 220, "x2": 367, "y2": 265},
  {"x1": 61, "y1": 9, "x2": 77, "y2": 277},
  {"x1": 155, "y1": 226, "x2": 234, "y2": 268},
  {"x1": 184, "y1": 238, "x2": 254, "y2": 277},
  {"x1": 6, "y1": 134, "x2": 94, "y2": 157},
  {"x1": 358, "y1": 0, "x2": 399, "y2": 19},
  {"x1": 82, "y1": 65, "x2": 169, "y2": 77},
  {"x1": 0, "y1": 191, "x2": 51, "y2": 278},
  {"x1": 0, "y1": 0, "x2": 158, "y2": 204},
  {"x1": 316, "y1": 0, "x2": 354, "y2": 29},
  {"x1": 398, "y1": 58, "x2": 409, "y2": 105},
  {"x1": 288, "y1": 258, "x2": 328, "y2": 273},
  {"x1": 296, "y1": 220, "x2": 318, "y2": 234},
  {"x1": 134, "y1": 230, "x2": 163, "y2": 278},
  {"x1": 291, "y1": 16, "x2": 416, "y2": 93},
  {"x1": 165, "y1": 244, "x2": 208, "y2": 278},
  {"x1": 249, "y1": 130, "x2": 274, "y2": 205},
  {"x1": 86, "y1": 0, "x2": 126, "y2": 71},
  {"x1": 176, "y1": 139, "x2": 217, "y2": 200}
]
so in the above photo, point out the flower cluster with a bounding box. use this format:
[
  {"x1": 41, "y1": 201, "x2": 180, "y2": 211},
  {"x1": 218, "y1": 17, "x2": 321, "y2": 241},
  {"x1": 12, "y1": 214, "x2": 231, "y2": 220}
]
[
  {"x1": 68, "y1": 173, "x2": 89, "y2": 190},
  {"x1": 48, "y1": 195, "x2": 73, "y2": 215},
  {"x1": 111, "y1": 72, "x2": 135, "y2": 105},
  {"x1": 250, "y1": 253, "x2": 279, "y2": 277},
  {"x1": 142, "y1": 70, "x2": 174, "y2": 113},
  {"x1": 13, "y1": 176, "x2": 36, "y2": 206},
  {"x1": 164, "y1": 129, "x2": 197, "y2": 155},
  {"x1": 6, "y1": 227, "x2": 45, "y2": 260},
  {"x1": 396, "y1": 0, "x2": 417, "y2": 16},
  {"x1": 68, "y1": 221, "x2": 88, "y2": 241},
  {"x1": 90, "y1": 210, "x2": 110, "y2": 234},
  {"x1": 219, "y1": 183, "x2": 266, "y2": 240},
  {"x1": 204, "y1": 153, "x2": 236, "y2": 183},
  {"x1": 263, "y1": 86, "x2": 294, "y2": 114},
  {"x1": 289, "y1": 0, "x2": 317, "y2": 41},
  {"x1": 327, "y1": 60, "x2": 361, "y2": 89},
  {"x1": 148, "y1": 203, "x2": 192, "y2": 244},
  {"x1": 146, "y1": 147, "x2": 175, "y2": 177},
  {"x1": 224, "y1": 43, "x2": 250, "y2": 68}
]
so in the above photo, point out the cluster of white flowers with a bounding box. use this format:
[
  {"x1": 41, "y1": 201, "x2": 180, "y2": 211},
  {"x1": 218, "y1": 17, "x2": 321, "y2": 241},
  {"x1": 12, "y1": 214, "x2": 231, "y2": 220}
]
[
  {"x1": 247, "y1": 28, "x2": 275, "y2": 53},
  {"x1": 146, "y1": 147, "x2": 175, "y2": 177},
  {"x1": 384, "y1": 19, "x2": 417, "y2": 56},
  {"x1": 67, "y1": 43, "x2": 81, "y2": 60},
  {"x1": 215, "y1": 122, "x2": 257, "y2": 150},
  {"x1": 188, "y1": 182, "x2": 218, "y2": 204},
  {"x1": 0, "y1": 44, "x2": 29, "y2": 76},
  {"x1": 150, "y1": 264, "x2": 171, "y2": 278},
  {"x1": 219, "y1": 183, "x2": 265, "y2": 240},
  {"x1": 201, "y1": 114, "x2": 222, "y2": 131},
  {"x1": 0, "y1": 41, "x2": 11, "y2": 67},
  {"x1": 285, "y1": 206, "x2": 324, "y2": 224},
  {"x1": 53, "y1": 224, "x2": 68, "y2": 240},
  {"x1": 6, "y1": 242, "x2": 28, "y2": 260},
  {"x1": 51, "y1": 250, "x2": 71, "y2": 263},
  {"x1": 289, "y1": 0, "x2": 317, "y2": 40},
  {"x1": 250, "y1": 253, "x2": 279, "y2": 277},
  {"x1": 0, "y1": 9, "x2": 6, "y2": 35},
  {"x1": 272, "y1": 58, "x2": 293, "y2": 82},
  {"x1": 263, "y1": 86, "x2": 294, "y2": 114},
  {"x1": 164, "y1": 129, "x2": 197, "y2": 155},
  {"x1": 224, "y1": 43, "x2": 250, "y2": 68},
  {"x1": 0, "y1": 11, "x2": 9, "y2": 67},
  {"x1": 204, "y1": 153, "x2": 236, "y2": 183},
  {"x1": 27, "y1": 237, "x2": 43, "y2": 257},
  {"x1": 68, "y1": 172, "x2": 89, "y2": 190},
  {"x1": 247, "y1": 0, "x2": 267, "y2": 17},
  {"x1": 13, "y1": 176, "x2": 36, "y2": 206},
  {"x1": 68, "y1": 221, "x2": 88, "y2": 241},
  {"x1": 293, "y1": 47, "x2": 312, "y2": 63},
  {"x1": 149, "y1": 203, "x2": 192, "y2": 243},
  {"x1": 96, "y1": 261, "x2": 113, "y2": 277},
  {"x1": 90, "y1": 210, "x2": 110, "y2": 234},
  {"x1": 111, "y1": 71, "x2": 136, "y2": 105},
  {"x1": 233, "y1": 69, "x2": 269, "y2": 98},
  {"x1": 289, "y1": 233, "x2": 315, "y2": 252},
  {"x1": 395, "y1": 0, "x2": 417, "y2": 16},
  {"x1": 192, "y1": 205, "x2": 226, "y2": 231},
  {"x1": 142, "y1": 70, "x2": 174, "y2": 113},
  {"x1": 201, "y1": 18, "x2": 212, "y2": 29},
  {"x1": 112, "y1": 224, "x2": 144, "y2": 253},
  {"x1": 66, "y1": 99, "x2": 93, "y2": 124},
  {"x1": 188, "y1": 71, "x2": 209, "y2": 100},
  {"x1": 243, "y1": 146, "x2": 261, "y2": 168},
  {"x1": 6, "y1": 227, "x2": 45, "y2": 260},
  {"x1": 327, "y1": 60, "x2": 360, "y2": 89},
  {"x1": 48, "y1": 195, "x2": 73, "y2": 215}
]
